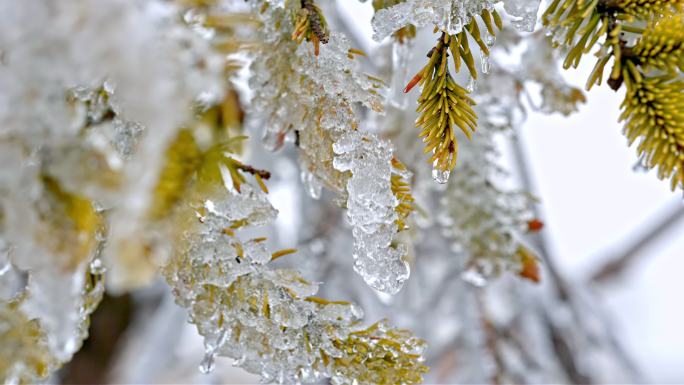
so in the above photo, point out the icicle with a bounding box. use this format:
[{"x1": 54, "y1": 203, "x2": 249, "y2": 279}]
[
  {"x1": 300, "y1": 169, "x2": 322, "y2": 199},
  {"x1": 632, "y1": 154, "x2": 649, "y2": 173},
  {"x1": 389, "y1": 41, "x2": 414, "y2": 109},
  {"x1": 467, "y1": 77, "x2": 477, "y2": 93},
  {"x1": 481, "y1": 52, "x2": 491, "y2": 75},
  {"x1": 199, "y1": 350, "x2": 216, "y2": 374}
]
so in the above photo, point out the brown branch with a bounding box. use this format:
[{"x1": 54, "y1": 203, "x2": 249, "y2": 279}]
[
  {"x1": 591, "y1": 200, "x2": 684, "y2": 284},
  {"x1": 301, "y1": 0, "x2": 328, "y2": 43},
  {"x1": 235, "y1": 163, "x2": 271, "y2": 180}
]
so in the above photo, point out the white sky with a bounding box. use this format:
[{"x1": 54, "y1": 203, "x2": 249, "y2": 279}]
[{"x1": 522, "y1": 64, "x2": 684, "y2": 383}]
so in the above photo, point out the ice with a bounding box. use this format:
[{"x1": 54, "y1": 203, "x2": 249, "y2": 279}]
[
  {"x1": 300, "y1": 169, "x2": 323, "y2": 200},
  {"x1": 503, "y1": 0, "x2": 542, "y2": 32},
  {"x1": 333, "y1": 131, "x2": 410, "y2": 294},
  {"x1": 371, "y1": 0, "x2": 496, "y2": 42},
  {"x1": 481, "y1": 51, "x2": 491, "y2": 74},
  {"x1": 388, "y1": 41, "x2": 414, "y2": 109},
  {"x1": 203, "y1": 185, "x2": 278, "y2": 228},
  {"x1": 432, "y1": 167, "x2": 451, "y2": 184},
  {"x1": 295, "y1": 33, "x2": 384, "y2": 112}
]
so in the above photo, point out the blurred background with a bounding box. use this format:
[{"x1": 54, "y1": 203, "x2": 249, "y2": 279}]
[{"x1": 54, "y1": 1, "x2": 684, "y2": 383}]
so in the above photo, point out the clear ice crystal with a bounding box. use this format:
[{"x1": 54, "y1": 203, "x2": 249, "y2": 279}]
[
  {"x1": 202, "y1": 185, "x2": 278, "y2": 229},
  {"x1": 432, "y1": 167, "x2": 451, "y2": 184},
  {"x1": 295, "y1": 33, "x2": 384, "y2": 112}
]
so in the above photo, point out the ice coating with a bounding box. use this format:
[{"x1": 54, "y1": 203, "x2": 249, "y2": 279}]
[
  {"x1": 248, "y1": 4, "x2": 412, "y2": 295},
  {"x1": 371, "y1": 0, "x2": 543, "y2": 41},
  {"x1": 333, "y1": 132, "x2": 410, "y2": 294},
  {"x1": 163, "y1": 181, "x2": 427, "y2": 384},
  {"x1": 371, "y1": 0, "x2": 496, "y2": 41}
]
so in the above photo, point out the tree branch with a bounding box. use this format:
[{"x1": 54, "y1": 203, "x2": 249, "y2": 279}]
[{"x1": 591, "y1": 200, "x2": 684, "y2": 284}]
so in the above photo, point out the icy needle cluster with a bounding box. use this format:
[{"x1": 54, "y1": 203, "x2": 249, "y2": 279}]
[
  {"x1": 371, "y1": 0, "x2": 542, "y2": 42},
  {"x1": 248, "y1": 2, "x2": 412, "y2": 294},
  {"x1": 163, "y1": 182, "x2": 427, "y2": 384}
]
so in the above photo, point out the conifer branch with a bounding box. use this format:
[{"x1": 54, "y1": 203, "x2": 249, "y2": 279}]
[
  {"x1": 404, "y1": 10, "x2": 503, "y2": 177},
  {"x1": 409, "y1": 33, "x2": 477, "y2": 174},
  {"x1": 292, "y1": 0, "x2": 329, "y2": 55},
  {"x1": 544, "y1": 0, "x2": 684, "y2": 190}
]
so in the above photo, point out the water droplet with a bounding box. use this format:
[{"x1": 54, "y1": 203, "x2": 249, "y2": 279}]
[
  {"x1": 466, "y1": 77, "x2": 477, "y2": 93},
  {"x1": 484, "y1": 31, "x2": 495, "y2": 47},
  {"x1": 432, "y1": 167, "x2": 450, "y2": 184},
  {"x1": 89, "y1": 258, "x2": 106, "y2": 275}
]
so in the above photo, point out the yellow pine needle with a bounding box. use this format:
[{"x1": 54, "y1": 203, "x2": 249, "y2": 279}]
[
  {"x1": 270, "y1": 248, "x2": 297, "y2": 261},
  {"x1": 304, "y1": 297, "x2": 351, "y2": 305},
  {"x1": 222, "y1": 228, "x2": 235, "y2": 237},
  {"x1": 254, "y1": 173, "x2": 268, "y2": 193}
]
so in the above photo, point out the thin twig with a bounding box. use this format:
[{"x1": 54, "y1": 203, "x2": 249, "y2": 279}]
[{"x1": 591, "y1": 200, "x2": 684, "y2": 284}]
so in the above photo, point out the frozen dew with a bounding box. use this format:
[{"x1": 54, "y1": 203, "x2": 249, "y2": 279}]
[
  {"x1": 89, "y1": 259, "x2": 106, "y2": 275},
  {"x1": 432, "y1": 167, "x2": 451, "y2": 184}
]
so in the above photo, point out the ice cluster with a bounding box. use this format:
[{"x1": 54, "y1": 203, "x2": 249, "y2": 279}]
[
  {"x1": 371, "y1": 0, "x2": 542, "y2": 42},
  {"x1": 163, "y1": 183, "x2": 427, "y2": 384},
  {"x1": 333, "y1": 132, "x2": 410, "y2": 294},
  {"x1": 248, "y1": 3, "x2": 411, "y2": 294},
  {"x1": 0, "y1": 0, "x2": 223, "y2": 381}
]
